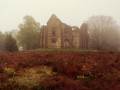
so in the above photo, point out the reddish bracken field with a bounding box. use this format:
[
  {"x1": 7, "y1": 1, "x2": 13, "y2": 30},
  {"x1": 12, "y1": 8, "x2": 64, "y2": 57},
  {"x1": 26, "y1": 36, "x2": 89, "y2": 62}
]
[{"x1": 0, "y1": 51, "x2": 120, "y2": 90}]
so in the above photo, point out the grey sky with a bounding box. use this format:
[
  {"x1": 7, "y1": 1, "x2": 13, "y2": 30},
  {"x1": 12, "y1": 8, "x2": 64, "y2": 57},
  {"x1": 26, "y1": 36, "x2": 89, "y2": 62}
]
[{"x1": 0, "y1": 0, "x2": 120, "y2": 32}]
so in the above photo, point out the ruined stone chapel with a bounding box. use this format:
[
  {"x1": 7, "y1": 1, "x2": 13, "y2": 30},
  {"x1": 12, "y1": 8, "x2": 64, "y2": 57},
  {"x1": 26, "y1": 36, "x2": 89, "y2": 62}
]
[{"x1": 40, "y1": 14, "x2": 88, "y2": 48}]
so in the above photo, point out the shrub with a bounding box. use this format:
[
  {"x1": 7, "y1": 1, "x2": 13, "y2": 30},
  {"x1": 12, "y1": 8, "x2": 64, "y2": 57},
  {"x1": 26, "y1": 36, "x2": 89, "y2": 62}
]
[
  {"x1": 4, "y1": 34, "x2": 18, "y2": 52},
  {"x1": 3, "y1": 67, "x2": 15, "y2": 76},
  {"x1": 77, "y1": 75, "x2": 87, "y2": 80}
]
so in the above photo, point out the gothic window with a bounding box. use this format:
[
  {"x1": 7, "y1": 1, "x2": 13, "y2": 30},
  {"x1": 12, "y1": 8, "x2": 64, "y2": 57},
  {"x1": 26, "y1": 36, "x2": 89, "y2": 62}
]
[{"x1": 52, "y1": 27, "x2": 56, "y2": 36}]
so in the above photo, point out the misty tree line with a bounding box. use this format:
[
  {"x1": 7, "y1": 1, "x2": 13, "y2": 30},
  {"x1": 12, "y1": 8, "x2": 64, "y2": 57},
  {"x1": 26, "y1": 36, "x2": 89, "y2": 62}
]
[
  {"x1": 0, "y1": 15, "x2": 120, "y2": 52},
  {"x1": 0, "y1": 15, "x2": 40, "y2": 52},
  {"x1": 87, "y1": 16, "x2": 120, "y2": 51}
]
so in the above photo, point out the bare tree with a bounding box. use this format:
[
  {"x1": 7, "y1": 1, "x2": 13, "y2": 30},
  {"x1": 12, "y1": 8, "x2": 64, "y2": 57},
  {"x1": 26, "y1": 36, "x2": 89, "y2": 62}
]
[{"x1": 87, "y1": 15, "x2": 120, "y2": 51}]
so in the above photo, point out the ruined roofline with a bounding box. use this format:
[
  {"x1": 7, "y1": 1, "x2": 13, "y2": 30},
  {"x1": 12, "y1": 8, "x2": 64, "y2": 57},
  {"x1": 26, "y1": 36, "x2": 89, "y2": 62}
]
[
  {"x1": 62, "y1": 23, "x2": 71, "y2": 28},
  {"x1": 42, "y1": 14, "x2": 80, "y2": 29},
  {"x1": 47, "y1": 14, "x2": 61, "y2": 24}
]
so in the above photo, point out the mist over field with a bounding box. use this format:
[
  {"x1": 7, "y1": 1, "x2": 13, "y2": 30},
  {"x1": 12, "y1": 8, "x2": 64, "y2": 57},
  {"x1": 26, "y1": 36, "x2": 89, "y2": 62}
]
[
  {"x1": 0, "y1": 0, "x2": 120, "y2": 90},
  {"x1": 0, "y1": 0, "x2": 120, "y2": 32}
]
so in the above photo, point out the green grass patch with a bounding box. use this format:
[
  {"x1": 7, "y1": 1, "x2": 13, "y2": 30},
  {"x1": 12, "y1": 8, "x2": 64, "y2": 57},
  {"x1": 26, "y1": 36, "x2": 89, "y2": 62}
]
[
  {"x1": 11, "y1": 66, "x2": 54, "y2": 88},
  {"x1": 35, "y1": 48, "x2": 98, "y2": 52}
]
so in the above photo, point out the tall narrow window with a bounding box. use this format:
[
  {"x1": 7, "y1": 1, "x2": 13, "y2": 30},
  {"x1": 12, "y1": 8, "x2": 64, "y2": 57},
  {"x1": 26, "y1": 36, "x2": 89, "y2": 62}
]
[{"x1": 52, "y1": 27, "x2": 56, "y2": 36}]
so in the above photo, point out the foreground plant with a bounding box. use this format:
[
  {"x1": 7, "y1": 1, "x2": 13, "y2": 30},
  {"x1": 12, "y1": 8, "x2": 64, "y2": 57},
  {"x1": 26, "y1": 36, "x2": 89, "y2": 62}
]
[{"x1": 3, "y1": 67, "x2": 15, "y2": 76}]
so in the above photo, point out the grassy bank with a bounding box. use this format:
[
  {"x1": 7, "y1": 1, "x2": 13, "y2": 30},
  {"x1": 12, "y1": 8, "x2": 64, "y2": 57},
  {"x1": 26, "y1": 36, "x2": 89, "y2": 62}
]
[{"x1": 35, "y1": 48, "x2": 98, "y2": 52}]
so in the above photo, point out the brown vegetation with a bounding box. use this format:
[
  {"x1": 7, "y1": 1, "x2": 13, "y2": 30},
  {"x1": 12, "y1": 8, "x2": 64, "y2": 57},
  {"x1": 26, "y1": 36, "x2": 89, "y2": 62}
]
[{"x1": 0, "y1": 51, "x2": 120, "y2": 89}]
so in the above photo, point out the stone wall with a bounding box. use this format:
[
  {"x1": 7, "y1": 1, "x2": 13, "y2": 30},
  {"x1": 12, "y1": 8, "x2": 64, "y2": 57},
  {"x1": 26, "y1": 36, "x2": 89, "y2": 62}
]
[{"x1": 40, "y1": 14, "x2": 88, "y2": 49}]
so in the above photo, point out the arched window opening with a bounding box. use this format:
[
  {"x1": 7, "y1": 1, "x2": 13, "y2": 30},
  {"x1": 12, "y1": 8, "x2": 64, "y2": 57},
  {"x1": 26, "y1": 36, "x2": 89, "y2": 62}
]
[
  {"x1": 64, "y1": 39, "x2": 70, "y2": 48},
  {"x1": 52, "y1": 27, "x2": 56, "y2": 36}
]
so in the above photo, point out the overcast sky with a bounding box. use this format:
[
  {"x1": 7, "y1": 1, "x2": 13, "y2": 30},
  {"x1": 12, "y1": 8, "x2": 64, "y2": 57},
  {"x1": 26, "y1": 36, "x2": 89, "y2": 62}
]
[{"x1": 0, "y1": 0, "x2": 120, "y2": 32}]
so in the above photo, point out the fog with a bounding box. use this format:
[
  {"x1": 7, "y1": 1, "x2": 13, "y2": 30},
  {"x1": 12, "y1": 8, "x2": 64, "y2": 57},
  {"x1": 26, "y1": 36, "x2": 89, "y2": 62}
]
[{"x1": 0, "y1": 0, "x2": 120, "y2": 32}]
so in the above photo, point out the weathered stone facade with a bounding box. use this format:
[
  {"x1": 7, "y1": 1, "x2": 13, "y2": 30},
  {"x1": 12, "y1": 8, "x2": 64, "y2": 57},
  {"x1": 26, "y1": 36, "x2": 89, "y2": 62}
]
[{"x1": 40, "y1": 14, "x2": 88, "y2": 48}]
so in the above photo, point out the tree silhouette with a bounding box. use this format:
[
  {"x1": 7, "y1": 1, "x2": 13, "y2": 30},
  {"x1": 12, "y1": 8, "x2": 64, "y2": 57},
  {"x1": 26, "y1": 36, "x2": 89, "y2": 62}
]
[
  {"x1": 5, "y1": 34, "x2": 18, "y2": 52},
  {"x1": 0, "y1": 32, "x2": 5, "y2": 51},
  {"x1": 18, "y1": 15, "x2": 40, "y2": 50}
]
